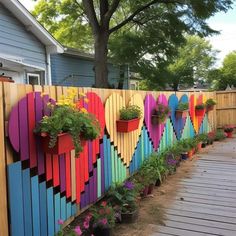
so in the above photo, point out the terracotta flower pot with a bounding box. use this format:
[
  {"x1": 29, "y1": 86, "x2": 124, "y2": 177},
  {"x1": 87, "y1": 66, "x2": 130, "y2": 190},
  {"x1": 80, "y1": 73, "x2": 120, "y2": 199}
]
[
  {"x1": 188, "y1": 149, "x2": 194, "y2": 158},
  {"x1": 197, "y1": 143, "x2": 202, "y2": 152},
  {"x1": 226, "y1": 131, "x2": 233, "y2": 138},
  {"x1": 176, "y1": 110, "x2": 188, "y2": 119},
  {"x1": 195, "y1": 109, "x2": 205, "y2": 116},
  {"x1": 41, "y1": 132, "x2": 75, "y2": 155},
  {"x1": 148, "y1": 183, "x2": 155, "y2": 194},
  {"x1": 116, "y1": 118, "x2": 140, "y2": 132},
  {"x1": 206, "y1": 105, "x2": 214, "y2": 112}
]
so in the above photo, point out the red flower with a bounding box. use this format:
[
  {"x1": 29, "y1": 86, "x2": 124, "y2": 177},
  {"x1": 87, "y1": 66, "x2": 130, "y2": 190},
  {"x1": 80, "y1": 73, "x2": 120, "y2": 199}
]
[{"x1": 101, "y1": 201, "x2": 107, "y2": 207}]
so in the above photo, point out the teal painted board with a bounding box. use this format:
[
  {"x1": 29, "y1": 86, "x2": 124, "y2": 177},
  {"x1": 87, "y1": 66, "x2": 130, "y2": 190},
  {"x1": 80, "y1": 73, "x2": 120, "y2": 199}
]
[
  {"x1": 22, "y1": 169, "x2": 33, "y2": 236},
  {"x1": 61, "y1": 196, "x2": 66, "y2": 221},
  {"x1": 72, "y1": 203, "x2": 77, "y2": 215},
  {"x1": 54, "y1": 193, "x2": 61, "y2": 233},
  {"x1": 31, "y1": 175, "x2": 41, "y2": 236},
  {"x1": 47, "y1": 187, "x2": 54, "y2": 236},
  {"x1": 39, "y1": 182, "x2": 47, "y2": 236},
  {"x1": 107, "y1": 139, "x2": 112, "y2": 188},
  {"x1": 103, "y1": 136, "x2": 109, "y2": 190},
  {"x1": 66, "y1": 202, "x2": 72, "y2": 219},
  {"x1": 7, "y1": 162, "x2": 24, "y2": 236}
]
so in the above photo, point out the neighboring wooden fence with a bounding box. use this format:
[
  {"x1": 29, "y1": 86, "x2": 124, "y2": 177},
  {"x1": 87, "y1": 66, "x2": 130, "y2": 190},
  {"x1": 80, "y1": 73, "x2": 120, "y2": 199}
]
[
  {"x1": 216, "y1": 91, "x2": 236, "y2": 127},
  {"x1": 0, "y1": 82, "x2": 217, "y2": 236}
]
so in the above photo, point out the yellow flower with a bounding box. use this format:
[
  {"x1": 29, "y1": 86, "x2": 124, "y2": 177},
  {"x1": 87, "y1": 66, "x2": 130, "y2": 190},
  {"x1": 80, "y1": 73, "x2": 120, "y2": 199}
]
[
  {"x1": 84, "y1": 98, "x2": 89, "y2": 103},
  {"x1": 81, "y1": 108, "x2": 88, "y2": 113}
]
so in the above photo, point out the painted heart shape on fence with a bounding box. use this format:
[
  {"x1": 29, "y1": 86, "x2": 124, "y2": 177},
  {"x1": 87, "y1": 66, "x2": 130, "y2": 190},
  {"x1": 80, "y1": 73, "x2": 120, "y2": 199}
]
[
  {"x1": 105, "y1": 93, "x2": 144, "y2": 166},
  {"x1": 189, "y1": 94, "x2": 206, "y2": 133},
  {"x1": 168, "y1": 94, "x2": 188, "y2": 140},
  {"x1": 144, "y1": 94, "x2": 168, "y2": 150}
]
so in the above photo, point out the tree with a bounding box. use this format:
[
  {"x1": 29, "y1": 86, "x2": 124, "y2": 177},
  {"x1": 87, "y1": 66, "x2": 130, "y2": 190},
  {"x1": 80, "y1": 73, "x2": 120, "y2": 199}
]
[
  {"x1": 32, "y1": 0, "x2": 233, "y2": 88},
  {"x1": 139, "y1": 35, "x2": 217, "y2": 91},
  {"x1": 208, "y1": 51, "x2": 236, "y2": 90}
]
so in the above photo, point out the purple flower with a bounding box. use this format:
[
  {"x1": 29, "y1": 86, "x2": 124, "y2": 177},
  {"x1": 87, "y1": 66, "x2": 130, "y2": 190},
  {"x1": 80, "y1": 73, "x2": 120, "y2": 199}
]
[
  {"x1": 57, "y1": 219, "x2": 64, "y2": 225},
  {"x1": 124, "y1": 181, "x2": 135, "y2": 190},
  {"x1": 74, "y1": 226, "x2": 82, "y2": 236},
  {"x1": 83, "y1": 220, "x2": 90, "y2": 229}
]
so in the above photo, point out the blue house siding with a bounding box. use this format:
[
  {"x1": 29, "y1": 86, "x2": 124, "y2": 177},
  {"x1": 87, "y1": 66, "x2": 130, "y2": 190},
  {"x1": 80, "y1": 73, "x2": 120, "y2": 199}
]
[
  {"x1": 0, "y1": 3, "x2": 46, "y2": 70},
  {"x1": 51, "y1": 54, "x2": 128, "y2": 89}
]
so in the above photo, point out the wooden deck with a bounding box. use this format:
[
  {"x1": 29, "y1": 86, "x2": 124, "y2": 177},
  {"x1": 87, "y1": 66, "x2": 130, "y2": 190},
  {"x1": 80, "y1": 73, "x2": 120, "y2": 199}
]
[{"x1": 151, "y1": 138, "x2": 236, "y2": 236}]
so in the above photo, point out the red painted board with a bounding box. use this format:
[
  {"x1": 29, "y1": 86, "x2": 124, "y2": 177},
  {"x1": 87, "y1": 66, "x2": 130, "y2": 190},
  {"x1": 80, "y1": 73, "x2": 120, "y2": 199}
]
[
  {"x1": 46, "y1": 154, "x2": 52, "y2": 181},
  {"x1": 52, "y1": 154, "x2": 59, "y2": 187},
  {"x1": 27, "y1": 92, "x2": 37, "y2": 168},
  {"x1": 75, "y1": 157, "x2": 81, "y2": 203}
]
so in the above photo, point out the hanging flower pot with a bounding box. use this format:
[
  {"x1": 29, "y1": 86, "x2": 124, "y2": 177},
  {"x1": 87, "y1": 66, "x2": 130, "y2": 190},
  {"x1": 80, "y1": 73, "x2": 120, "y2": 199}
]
[
  {"x1": 195, "y1": 108, "x2": 205, "y2": 116},
  {"x1": 206, "y1": 105, "x2": 214, "y2": 112},
  {"x1": 176, "y1": 110, "x2": 188, "y2": 119},
  {"x1": 116, "y1": 118, "x2": 140, "y2": 132},
  {"x1": 151, "y1": 115, "x2": 166, "y2": 125},
  {"x1": 41, "y1": 133, "x2": 75, "y2": 155}
]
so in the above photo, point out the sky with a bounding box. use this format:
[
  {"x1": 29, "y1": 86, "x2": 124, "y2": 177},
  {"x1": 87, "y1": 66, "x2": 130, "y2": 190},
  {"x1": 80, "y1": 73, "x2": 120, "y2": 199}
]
[{"x1": 19, "y1": 0, "x2": 236, "y2": 67}]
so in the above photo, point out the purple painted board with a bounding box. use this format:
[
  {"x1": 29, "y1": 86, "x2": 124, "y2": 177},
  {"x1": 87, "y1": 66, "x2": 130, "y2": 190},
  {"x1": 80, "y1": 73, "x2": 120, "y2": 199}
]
[
  {"x1": 85, "y1": 184, "x2": 89, "y2": 207},
  {"x1": 80, "y1": 192, "x2": 85, "y2": 209},
  {"x1": 59, "y1": 154, "x2": 66, "y2": 193},
  {"x1": 144, "y1": 94, "x2": 168, "y2": 150},
  {"x1": 19, "y1": 97, "x2": 29, "y2": 160},
  {"x1": 88, "y1": 142, "x2": 93, "y2": 173},
  {"x1": 89, "y1": 174, "x2": 93, "y2": 204},
  {"x1": 100, "y1": 143, "x2": 105, "y2": 194},
  {"x1": 8, "y1": 105, "x2": 20, "y2": 152},
  {"x1": 35, "y1": 92, "x2": 45, "y2": 175},
  {"x1": 43, "y1": 95, "x2": 50, "y2": 116},
  {"x1": 93, "y1": 168, "x2": 97, "y2": 202}
]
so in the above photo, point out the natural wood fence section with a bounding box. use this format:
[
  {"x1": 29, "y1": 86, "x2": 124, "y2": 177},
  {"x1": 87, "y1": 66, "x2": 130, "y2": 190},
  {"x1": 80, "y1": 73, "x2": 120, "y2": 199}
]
[
  {"x1": 0, "y1": 82, "x2": 218, "y2": 236},
  {"x1": 216, "y1": 91, "x2": 236, "y2": 127}
]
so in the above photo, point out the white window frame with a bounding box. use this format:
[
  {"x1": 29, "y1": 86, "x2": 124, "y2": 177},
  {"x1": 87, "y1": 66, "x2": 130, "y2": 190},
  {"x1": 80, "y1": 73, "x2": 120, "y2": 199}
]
[{"x1": 26, "y1": 73, "x2": 41, "y2": 85}]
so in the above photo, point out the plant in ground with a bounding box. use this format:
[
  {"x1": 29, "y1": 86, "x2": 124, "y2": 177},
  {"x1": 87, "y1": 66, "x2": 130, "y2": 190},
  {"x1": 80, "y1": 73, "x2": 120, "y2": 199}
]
[
  {"x1": 119, "y1": 105, "x2": 142, "y2": 120},
  {"x1": 34, "y1": 88, "x2": 100, "y2": 155}
]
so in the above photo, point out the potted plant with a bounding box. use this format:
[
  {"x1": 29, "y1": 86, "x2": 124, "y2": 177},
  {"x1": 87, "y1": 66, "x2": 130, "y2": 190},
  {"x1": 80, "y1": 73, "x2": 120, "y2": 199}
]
[
  {"x1": 116, "y1": 105, "x2": 142, "y2": 132},
  {"x1": 108, "y1": 181, "x2": 139, "y2": 224},
  {"x1": 205, "y1": 98, "x2": 217, "y2": 112},
  {"x1": 175, "y1": 102, "x2": 189, "y2": 119},
  {"x1": 214, "y1": 130, "x2": 227, "y2": 141},
  {"x1": 197, "y1": 133, "x2": 208, "y2": 148},
  {"x1": 207, "y1": 131, "x2": 216, "y2": 144},
  {"x1": 151, "y1": 103, "x2": 171, "y2": 125},
  {"x1": 195, "y1": 104, "x2": 205, "y2": 116},
  {"x1": 34, "y1": 89, "x2": 100, "y2": 156},
  {"x1": 224, "y1": 125, "x2": 234, "y2": 138},
  {"x1": 90, "y1": 201, "x2": 115, "y2": 236}
]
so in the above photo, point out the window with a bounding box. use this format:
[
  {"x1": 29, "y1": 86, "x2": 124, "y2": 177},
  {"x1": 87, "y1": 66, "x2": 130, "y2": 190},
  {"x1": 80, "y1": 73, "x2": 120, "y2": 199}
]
[{"x1": 27, "y1": 73, "x2": 40, "y2": 85}]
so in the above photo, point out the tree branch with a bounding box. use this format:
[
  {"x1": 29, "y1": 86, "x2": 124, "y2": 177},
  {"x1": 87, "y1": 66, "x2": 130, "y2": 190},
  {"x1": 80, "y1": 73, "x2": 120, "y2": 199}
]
[
  {"x1": 109, "y1": 0, "x2": 181, "y2": 34},
  {"x1": 100, "y1": 0, "x2": 109, "y2": 21},
  {"x1": 105, "y1": 0, "x2": 120, "y2": 21},
  {"x1": 82, "y1": 0, "x2": 100, "y2": 32}
]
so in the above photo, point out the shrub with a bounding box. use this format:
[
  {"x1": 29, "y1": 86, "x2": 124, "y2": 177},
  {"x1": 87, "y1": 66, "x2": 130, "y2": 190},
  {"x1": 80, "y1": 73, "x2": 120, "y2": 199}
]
[
  {"x1": 205, "y1": 98, "x2": 217, "y2": 106},
  {"x1": 119, "y1": 105, "x2": 142, "y2": 120},
  {"x1": 176, "y1": 102, "x2": 189, "y2": 111},
  {"x1": 195, "y1": 104, "x2": 205, "y2": 110},
  {"x1": 152, "y1": 103, "x2": 171, "y2": 122}
]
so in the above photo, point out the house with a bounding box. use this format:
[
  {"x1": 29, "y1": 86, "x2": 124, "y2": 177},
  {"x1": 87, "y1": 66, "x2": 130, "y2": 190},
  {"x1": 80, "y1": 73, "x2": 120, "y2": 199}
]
[
  {"x1": 51, "y1": 47, "x2": 129, "y2": 89},
  {"x1": 0, "y1": 0, "x2": 129, "y2": 89},
  {"x1": 0, "y1": 0, "x2": 64, "y2": 85}
]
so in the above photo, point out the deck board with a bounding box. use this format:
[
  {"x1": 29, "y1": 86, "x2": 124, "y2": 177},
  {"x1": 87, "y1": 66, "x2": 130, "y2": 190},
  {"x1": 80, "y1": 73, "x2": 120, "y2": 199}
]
[{"x1": 151, "y1": 138, "x2": 236, "y2": 236}]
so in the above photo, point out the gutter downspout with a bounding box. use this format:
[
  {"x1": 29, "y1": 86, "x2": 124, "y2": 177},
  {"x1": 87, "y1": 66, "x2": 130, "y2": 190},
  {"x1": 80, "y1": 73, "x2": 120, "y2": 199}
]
[{"x1": 46, "y1": 51, "x2": 52, "y2": 85}]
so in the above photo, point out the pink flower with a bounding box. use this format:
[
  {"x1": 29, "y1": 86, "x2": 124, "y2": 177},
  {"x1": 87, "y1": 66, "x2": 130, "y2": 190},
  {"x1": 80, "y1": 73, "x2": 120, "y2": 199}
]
[
  {"x1": 101, "y1": 201, "x2": 107, "y2": 207},
  {"x1": 57, "y1": 219, "x2": 64, "y2": 225},
  {"x1": 74, "y1": 226, "x2": 82, "y2": 236},
  {"x1": 100, "y1": 218, "x2": 108, "y2": 225},
  {"x1": 83, "y1": 220, "x2": 89, "y2": 229}
]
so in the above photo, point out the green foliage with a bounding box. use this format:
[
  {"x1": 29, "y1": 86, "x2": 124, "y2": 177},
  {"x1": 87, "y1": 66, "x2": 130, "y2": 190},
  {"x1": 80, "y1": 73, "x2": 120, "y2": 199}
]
[
  {"x1": 177, "y1": 102, "x2": 189, "y2": 111},
  {"x1": 34, "y1": 105, "x2": 100, "y2": 155},
  {"x1": 205, "y1": 98, "x2": 217, "y2": 106},
  {"x1": 195, "y1": 104, "x2": 205, "y2": 110},
  {"x1": 108, "y1": 181, "x2": 139, "y2": 213},
  {"x1": 214, "y1": 129, "x2": 227, "y2": 141},
  {"x1": 208, "y1": 51, "x2": 236, "y2": 90},
  {"x1": 119, "y1": 105, "x2": 142, "y2": 120},
  {"x1": 152, "y1": 103, "x2": 171, "y2": 123}
]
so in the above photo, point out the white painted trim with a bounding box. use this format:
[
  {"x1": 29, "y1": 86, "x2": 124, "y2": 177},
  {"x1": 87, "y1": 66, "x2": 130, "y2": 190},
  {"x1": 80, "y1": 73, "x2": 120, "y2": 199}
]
[
  {"x1": 0, "y1": 0, "x2": 64, "y2": 53},
  {"x1": 26, "y1": 73, "x2": 40, "y2": 85}
]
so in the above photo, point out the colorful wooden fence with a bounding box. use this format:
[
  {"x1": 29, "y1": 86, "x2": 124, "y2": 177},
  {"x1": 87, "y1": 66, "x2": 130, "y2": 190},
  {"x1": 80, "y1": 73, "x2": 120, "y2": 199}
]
[{"x1": 0, "y1": 83, "x2": 217, "y2": 236}]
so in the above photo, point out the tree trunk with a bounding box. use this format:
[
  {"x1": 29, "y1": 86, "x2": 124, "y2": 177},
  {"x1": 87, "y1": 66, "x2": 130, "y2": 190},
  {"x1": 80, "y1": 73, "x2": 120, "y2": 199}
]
[{"x1": 94, "y1": 32, "x2": 109, "y2": 88}]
